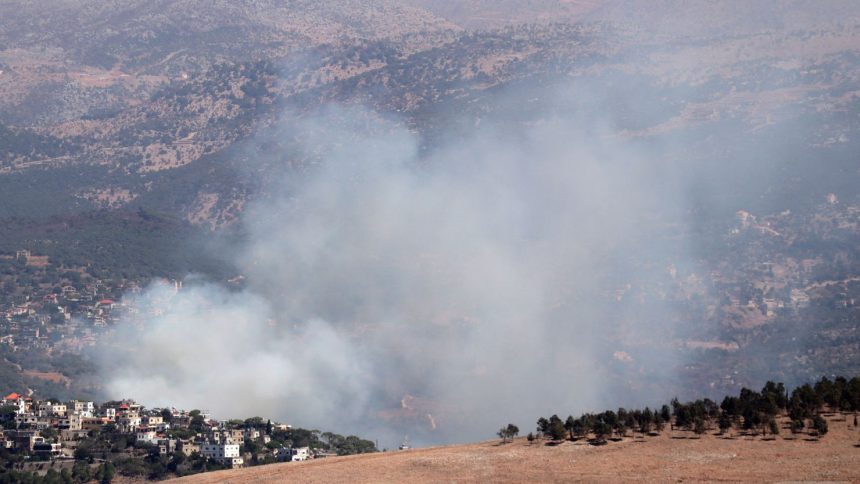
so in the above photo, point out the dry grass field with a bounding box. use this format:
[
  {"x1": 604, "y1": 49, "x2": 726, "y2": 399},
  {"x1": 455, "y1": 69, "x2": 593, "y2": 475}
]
[{"x1": 172, "y1": 415, "x2": 860, "y2": 483}]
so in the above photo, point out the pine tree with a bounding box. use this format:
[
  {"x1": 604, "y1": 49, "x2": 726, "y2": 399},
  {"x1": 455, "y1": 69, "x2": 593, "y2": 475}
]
[
  {"x1": 768, "y1": 418, "x2": 779, "y2": 436},
  {"x1": 718, "y1": 413, "x2": 732, "y2": 434},
  {"x1": 790, "y1": 419, "x2": 804, "y2": 434},
  {"x1": 564, "y1": 416, "x2": 576, "y2": 440},
  {"x1": 812, "y1": 415, "x2": 828, "y2": 436},
  {"x1": 693, "y1": 417, "x2": 706, "y2": 435},
  {"x1": 548, "y1": 415, "x2": 566, "y2": 441},
  {"x1": 506, "y1": 424, "x2": 520, "y2": 441},
  {"x1": 536, "y1": 417, "x2": 550, "y2": 436}
]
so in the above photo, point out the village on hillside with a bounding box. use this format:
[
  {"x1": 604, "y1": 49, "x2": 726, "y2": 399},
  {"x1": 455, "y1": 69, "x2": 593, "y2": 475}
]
[
  {"x1": 0, "y1": 393, "x2": 376, "y2": 480},
  {"x1": 0, "y1": 249, "x2": 176, "y2": 352}
]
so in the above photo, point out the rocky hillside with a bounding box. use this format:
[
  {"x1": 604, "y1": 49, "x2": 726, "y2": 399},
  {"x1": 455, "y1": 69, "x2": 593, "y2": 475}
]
[
  {"x1": 405, "y1": 0, "x2": 603, "y2": 29},
  {"x1": 1, "y1": 0, "x2": 859, "y2": 231},
  {"x1": 588, "y1": 0, "x2": 860, "y2": 36},
  {"x1": 3, "y1": 0, "x2": 860, "y2": 226},
  {"x1": 0, "y1": 0, "x2": 457, "y2": 72}
]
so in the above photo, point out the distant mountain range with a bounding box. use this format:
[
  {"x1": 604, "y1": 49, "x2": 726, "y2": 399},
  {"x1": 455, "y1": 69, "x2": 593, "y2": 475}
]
[
  {"x1": 2, "y1": 0, "x2": 859, "y2": 226},
  {"x1": 0, "y1": 0, "x2": 857, "y2": 230}
]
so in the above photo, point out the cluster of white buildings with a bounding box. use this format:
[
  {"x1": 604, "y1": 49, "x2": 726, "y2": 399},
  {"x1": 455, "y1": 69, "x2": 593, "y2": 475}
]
[
  {"x1": 1, "y1": 393, "x2": 315, "y2": 469},
  {"x1": 1, "y1": 393, "x2": 97, "y2": 458},
  {"x1": 185, "y1": 425, "x2": 308, "y2": 467},
  {"x1": 1, "y1": 395, "x2": 181, "y2": 459}
]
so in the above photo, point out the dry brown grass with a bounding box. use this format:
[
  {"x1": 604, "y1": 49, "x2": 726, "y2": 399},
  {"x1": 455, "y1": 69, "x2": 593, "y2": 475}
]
[
  {"x1": 172, "y1": 415, "x2": 860, "y2": 483},
  {"x1": 23, "y1": 256, "x2": 49, "y2": 268},
  {"x1": 22, "y1": 370, "x2": 69, "y2": 384}
]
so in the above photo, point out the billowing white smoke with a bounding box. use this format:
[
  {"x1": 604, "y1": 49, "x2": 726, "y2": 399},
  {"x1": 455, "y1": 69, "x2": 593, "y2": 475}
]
[
  {"x1": 105, "y1": 281, "x2": 372, "y2": 427},
  {"x1": 101, "y1": 104, "x2": 687, "y2": 446}
]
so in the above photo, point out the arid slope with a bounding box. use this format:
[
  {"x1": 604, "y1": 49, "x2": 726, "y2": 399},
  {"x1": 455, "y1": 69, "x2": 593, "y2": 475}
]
[{"x1": 172, "y1": 416, "x2": 860, "y2": 483}]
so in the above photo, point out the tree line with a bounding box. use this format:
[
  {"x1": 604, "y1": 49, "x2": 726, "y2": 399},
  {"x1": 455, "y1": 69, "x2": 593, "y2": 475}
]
[{"x1": 512, "y1": 375, "x2": 859, "y2": 444}]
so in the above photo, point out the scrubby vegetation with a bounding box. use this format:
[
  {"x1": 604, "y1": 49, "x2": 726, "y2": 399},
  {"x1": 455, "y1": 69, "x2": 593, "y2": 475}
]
[{"x1": 0, "y1": 209, "x2": 232, "y2": 281}]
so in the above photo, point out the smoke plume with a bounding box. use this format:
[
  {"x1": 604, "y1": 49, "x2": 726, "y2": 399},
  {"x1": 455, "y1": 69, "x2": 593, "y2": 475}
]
[{"x1": 99, "y1": 96, "x2": 696, "y2": 446}]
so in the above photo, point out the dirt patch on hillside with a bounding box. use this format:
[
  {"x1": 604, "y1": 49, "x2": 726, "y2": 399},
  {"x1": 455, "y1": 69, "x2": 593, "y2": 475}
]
[
  {"x1": 22, "y1": 370, "x2": 69, "y2": 385},
  {"x1": 24, "y1": 255, "x2": 50, "y2": 267},
  {"x1": 172, "y1": 415, "x2": 860, "y2": 483}
]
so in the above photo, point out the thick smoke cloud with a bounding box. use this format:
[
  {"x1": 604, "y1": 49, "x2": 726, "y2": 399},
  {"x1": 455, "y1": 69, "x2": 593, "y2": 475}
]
[
  {"x1": 104, "y1": 280, "x2": 372, "y2": 427},
  {"x1": 100, "y1": 94, "x2": 694, "y2": 446}
]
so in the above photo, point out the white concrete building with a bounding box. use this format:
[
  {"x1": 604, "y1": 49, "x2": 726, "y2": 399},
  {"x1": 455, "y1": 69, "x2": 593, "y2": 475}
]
[
  {"x1": 201, "y1": 442, "x2": 243, "y2": 467},
  {"x1": 68, "y1": 400, "x2": 95, "y2": 417},
  {"x1": 37, "y1": 402, "x2": 67, "y2": 417},
  {"x1": 2, "y1": 393, "x2": 28, "y2": 414},
  {"x1": 290, "y1": 447, "x2": 311, "y2": 461},
  {"x1": 143, "y1": 415, "x2": 164, "y2": 427},
  {"x1": 118, "y1": 414, "x2": 142, "y2": 432},
  {"x1": 58, "y1": 414, "x2": 82, "y2": 431},
  {"x1": 136, "y1": 430, "x2": 158, "y2": 444}
]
